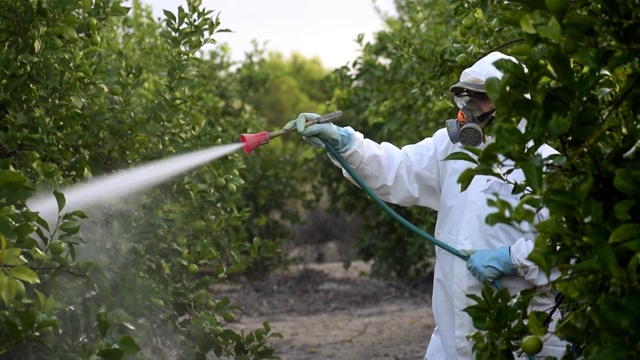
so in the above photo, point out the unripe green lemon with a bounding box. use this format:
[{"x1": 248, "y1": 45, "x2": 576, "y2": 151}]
[
  {"x1": 462, "y1": 15, "x2": 476, "y2": 29},
  {"x1": 190, "y1": 220, "x2": 206, "y2": 231},
  {"x1": 87, "y1": 17, "x2": 98, "y2": 32},
  {"x1": 50, "y1": 241, "x2": 66, "y2": 256},
  {"x1": 455, "y1": 53, "x2": 469, "y2": 64},
  {"x1": 187, "y1": 263, "x2": 199, "y2": 273},
  {"x1": 40, "y1": 327, "x2": 53, "y2": 337},
  {"x1": 222, "y1": 312, "x2": 236, "y2": 322},
  {"x1": 90, "y1": 34, "x2": 101, "y2": 46},
  {"x1": 521, "y1": 335, "x2": 543, "y2": 355},
  {"x1": 176, "y1": 236, "x2": 187, "y2": 246},
  {"x1": 110, "y1": 85, "x2": 122, "y2": 96}
]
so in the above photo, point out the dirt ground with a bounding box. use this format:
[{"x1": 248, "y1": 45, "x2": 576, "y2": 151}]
[{"x1": 216, "y1": 260, "x2": 435, "y2": 360}]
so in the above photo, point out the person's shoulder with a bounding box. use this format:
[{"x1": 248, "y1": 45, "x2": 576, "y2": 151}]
[{"x1": 409, "y1": 127, "x2": 452, "y2": 147}]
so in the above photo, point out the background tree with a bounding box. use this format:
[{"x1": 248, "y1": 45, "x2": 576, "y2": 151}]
[
  {"x1": 241, "y1": 50, "x2": 329, "y2": 126},
  {"x1": 231, "y1": 45, "x2": 336, "y2": 277},
  {"x1": 0, "y1": 0, "x2": 281, "y2": 358}
]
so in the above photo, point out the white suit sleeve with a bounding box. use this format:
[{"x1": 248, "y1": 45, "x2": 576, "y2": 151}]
[
  {"x1": 510, "y1": 237, "x2": 560, "y2": 286},
  {"x1": 328, "y1": 127, "x2": 451, "y2": 210}
]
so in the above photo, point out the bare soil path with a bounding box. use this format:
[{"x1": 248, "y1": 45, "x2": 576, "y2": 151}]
[{"x1": 216, "y1": 261, "x2": 435, "y2": 360}]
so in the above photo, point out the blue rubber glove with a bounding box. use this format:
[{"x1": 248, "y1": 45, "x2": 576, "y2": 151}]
[
  {"x1": 282, "y1": 113, "x2": 353, "y2": 152},
  {"x1": 465, "y1": 246, "x2": 515, "y2": 283}
]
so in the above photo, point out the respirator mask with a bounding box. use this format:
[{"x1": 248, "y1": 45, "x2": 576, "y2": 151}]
[{"x1": 446, "y1": 91, "x2": 495, "y2": 147}]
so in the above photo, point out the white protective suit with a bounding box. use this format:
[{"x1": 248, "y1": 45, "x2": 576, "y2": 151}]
[{"x1": 329, "y1": 53, "x2": 567, "y2": 359}]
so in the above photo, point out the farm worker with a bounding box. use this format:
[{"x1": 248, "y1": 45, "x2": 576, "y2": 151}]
[{"x1": 282, "y1": 52, "x2": 567, "y2": 359}]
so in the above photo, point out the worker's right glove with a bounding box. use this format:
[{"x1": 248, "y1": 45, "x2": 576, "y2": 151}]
[
  {"x1": 282, "y1": 113, "x2": 353, "y2": 152},
  {"x1": 464, "y1": 246, "x2": 515, "y2": 283}
]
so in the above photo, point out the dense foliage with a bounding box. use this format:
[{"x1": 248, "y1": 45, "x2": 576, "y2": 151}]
[{"x1": 0, "y1": 0, "x2": 319, "y2": 358}]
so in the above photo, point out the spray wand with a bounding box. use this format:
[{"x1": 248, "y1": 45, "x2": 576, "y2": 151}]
[{"x1": 240, "y1": 111, "x2": 343, "y2": 154}]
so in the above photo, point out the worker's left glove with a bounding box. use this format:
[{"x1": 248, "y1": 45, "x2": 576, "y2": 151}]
[
  {"x1": 464, "y1": 246, "x2": 515, "y2": 283},
  {"x1": 282, "y1": 113, "x2": 353, "y2": 152}
]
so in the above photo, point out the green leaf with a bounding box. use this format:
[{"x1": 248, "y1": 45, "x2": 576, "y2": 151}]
[
  {"x1": 0, "y1": 217, "x2": 14, "y2": 238},
  {"x1": 457, "y1": 168, "x2": 477, "y2": 191},
  {"x1": 527, "y1": 311, "x2": 548, "y2": 336},
  {"x1": 595, "y1": 242, "x2": 625, "y2": 278},
  {"x1": 110, "y1": 4, "x2": 131, "y2": 16},
  {"x1": 70, "y1": 96, "x2": 83, "y2": 107},
  {"x1": 520, "y1": 14, "x2": 537, "y2": 34},
  {"x1": 15, "y1": 223, "x2": 36, "y2": 237},
  {"x1": 443, "y1": 151, "x2": 478, "y2": 164},
  {"x1": 146, "y1": 122, "x2": 163, "y2": 133},
  {"x1": 521, "y1": 156, "x2": 543, "y2": 192},
  {"x1": 547, "y1": 116, "x2": 571, "y2": 136},
  {"x1": 0, "y1": 170, "x2": 31, "y2": 190},
  {"x1": 59, "y1": 220, "x2": 81, "y2": 235},
  {"x1": 9, "y1": 266, "x2": 40, "y2": 284},
  {"x1": 163, "y1": 10, "x2": 176, "y2": 23},
  {"x1": 108, "y1": 308, "x2": 134, "y2": 325},
  {"x1": 98, "y1": 348, "x2": 124, "y2": 360},
  {"x1": 613, "y1": 169, "x2": 639, "y2": 197},
  {"x1": 1, "y1": 248, "x2": 27, "y2": 266},
  {"x1": 61, "y1": 25, "x2": 78, "y2": 40},
  {"x1": 97, "y1": 311, "x2": 109, "y2": 338},
  {"x1": 118, "y1": 336, "x2": 141, "y2": 355},
  {"x1": 575, "y1": 175, "x2": 594, "y2": 201},
  {"x1": 614, "y1": 200, "x2": 635, "y2": 221},
  {"x1": 0, "y1": 272, "x2": 12, "y2": 305},
  {"x1": 609, "y1": 224, "x2": 640, "y2": 244},
  {"x1": 621, "y1": 240, "x2": 640, "y2": 252},
  {"x1": 54, "y1": 191, "x2": 66, "y2": 213},
  {"x1": 538, "y1": 17, "x2": 563, "y2": 41}
]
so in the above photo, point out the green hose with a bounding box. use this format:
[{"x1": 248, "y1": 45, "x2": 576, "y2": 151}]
[{"x1": 322, "y1": 141, "x2": 503, "y2": 292}]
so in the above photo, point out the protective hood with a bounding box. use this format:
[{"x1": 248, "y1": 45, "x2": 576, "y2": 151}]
[{"x1": 449, "y1": 52, "x2": 517, "y2": 94}]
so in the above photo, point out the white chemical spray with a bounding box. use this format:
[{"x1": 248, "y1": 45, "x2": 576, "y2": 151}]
[{"x1": 27, "y1": 143, "x2": 244, "y2": 229}]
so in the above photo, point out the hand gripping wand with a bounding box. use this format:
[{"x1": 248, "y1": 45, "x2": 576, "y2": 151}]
[{"x1": 240, "y1": 111, "x2": 343, "y2": 154}]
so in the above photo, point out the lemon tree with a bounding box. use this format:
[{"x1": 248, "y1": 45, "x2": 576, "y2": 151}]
[{"x1": 0, "y1": 0, "x2": 282, "y2": 358}]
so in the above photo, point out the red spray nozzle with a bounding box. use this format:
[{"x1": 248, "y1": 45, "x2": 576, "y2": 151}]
[{"x1": 240, "y1": 131, "x2": 270, "y2": 153}]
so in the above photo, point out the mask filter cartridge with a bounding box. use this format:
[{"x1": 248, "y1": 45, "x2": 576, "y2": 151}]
[{"x1": 446, "y1": 107, "x2": 485, "y2": 147}]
